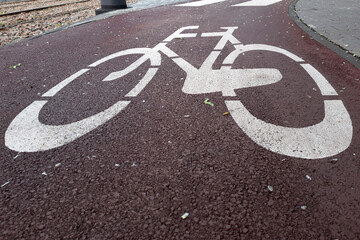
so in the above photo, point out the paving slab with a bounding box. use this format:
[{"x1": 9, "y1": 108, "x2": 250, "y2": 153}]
[{"x1": 295, "y1": 0, "x2": 360, "y2": 57}]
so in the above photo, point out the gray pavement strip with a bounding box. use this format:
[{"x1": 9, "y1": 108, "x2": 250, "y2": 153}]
[
  {"x1": 72, "y1": 0, "x2": 190, "y2": 26},
  {"x1": 295, "y1": 0, "x2": 360, "y2": 57},
  {"x1": 289, "y1": 0, "x2": 360, "y2": 70},
  {"x1": 9, "y1": 0, "x2": 190, "y2": 45}
]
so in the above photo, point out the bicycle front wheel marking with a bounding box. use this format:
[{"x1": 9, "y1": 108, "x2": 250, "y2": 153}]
[
  {"x1": 5, "y1": 100, "x2": 130, "y2": 152},
  {"x1": 5, "y1": 47, "x2": 159, "y2": 152}
]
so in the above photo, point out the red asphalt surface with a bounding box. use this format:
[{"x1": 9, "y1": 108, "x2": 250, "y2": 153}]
[{"x1": 1, "y1": 0, "x2": 360, "y2": 239}]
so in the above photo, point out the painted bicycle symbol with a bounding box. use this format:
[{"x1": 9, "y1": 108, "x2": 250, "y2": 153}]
[{"x1": 5, "y1": 26, "x2": 352, "y2": 159}]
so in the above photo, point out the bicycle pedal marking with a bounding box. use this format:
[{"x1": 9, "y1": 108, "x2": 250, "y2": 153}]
[{"x1": 4, "y1": 26, "x2": 353, "y2": 158}]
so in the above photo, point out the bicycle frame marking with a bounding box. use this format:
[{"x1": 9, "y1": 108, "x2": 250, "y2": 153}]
[
  {"x1": 176, "y1": 0, "x2": 283, "y2": 7},
  {"x1": 5, "y1": 26, "x2": 353, "y2": 159}
]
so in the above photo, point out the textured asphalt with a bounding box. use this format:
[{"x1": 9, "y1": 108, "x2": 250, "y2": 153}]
[{"x1": 0, "y1": 0, "x2": 360, "y2": 239}]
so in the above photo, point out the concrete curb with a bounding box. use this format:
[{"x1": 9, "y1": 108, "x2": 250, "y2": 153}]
[{"x1": 289, "y1": 0, "x2": 360, "y2": 70}]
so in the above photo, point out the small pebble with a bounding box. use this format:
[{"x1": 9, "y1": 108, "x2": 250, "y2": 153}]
[
  {"x1": 181, "y1": 212, "x2": 189, "y2": 219},
  {"x1": 1, "y1": 181, "x2": 10, "y2": 188},
  {"x1": 267, "y1": 185, "x2": 274, "y2": 192},
  {"x1": 301, "y1": 205, "x2": 307, "y2": 210}
]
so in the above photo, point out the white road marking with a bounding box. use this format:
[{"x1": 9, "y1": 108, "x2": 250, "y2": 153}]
[
  {"x1": 5, "y1": 26, "x2": 352, "y2": 159},
  {"x1": 226, "y1": 100, "x2": 352, "y2": 159},
  {"x1": 232, "y1": 0, "x2": 283, "y2": 7},
  {"x1": 5, "y1": 100, "x2": 130, "y2": 152},
  {"x1": 89, "y1": 48, "x2": 160, "y2": 68},
  {"x1": 201, "y1": 27, "x2": 240, "y2": 50},
  {"x1": 88, "y1": 48, "x2": 161, "y2": 82},
  {"x1": 162, "y1": 26, "x2": 199, "y2": 42},
  {"x1": 42, "y1": 69, "x2": 89, "y2": 97},
  {"x1": 223, "y1": 44, "x2": 304, "y2": 64},
  {"x1": 176, "y1": 0, "x2": 283, "y2": 7},
  {"x1": 300, "y1": 64, "x2": 338, "y2": 96},
  {"x1": 176, "y1": 0, "x2": 229, "y2": 7},
  {"x1": 125, "y1": 68, "x2": 159, "y2": 97},
  {"x1": 181, "y1": 67, "x2": 283, "y2": 96}
]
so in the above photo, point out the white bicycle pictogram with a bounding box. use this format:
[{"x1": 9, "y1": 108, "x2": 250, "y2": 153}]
[{"x1": 5, "y1": 26, "x2": 353, "y2": 159}]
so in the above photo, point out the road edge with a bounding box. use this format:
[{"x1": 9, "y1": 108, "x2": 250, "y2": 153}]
[
  {"x1": 5, "y1": 0, "x2": 189, "y2": 47},
  {"x1": 289, "y1": 0, "x2": 360, "y2": 70}
]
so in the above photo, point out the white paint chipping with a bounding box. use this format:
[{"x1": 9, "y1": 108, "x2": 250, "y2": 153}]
[
  {"x1": 5, "y1": 100, "x2": 130, "y2": 152},
  {"x1": 226, "y1": 100, "x2": 352, "y2": 159}
]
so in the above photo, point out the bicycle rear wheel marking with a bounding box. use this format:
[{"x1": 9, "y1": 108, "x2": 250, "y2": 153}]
[
  {"x1": 300, "y1": 64, "x2": 338, "y2": 96},
  {"x1": 226, "y1": 100, "x2": 352, "y2": 159}
]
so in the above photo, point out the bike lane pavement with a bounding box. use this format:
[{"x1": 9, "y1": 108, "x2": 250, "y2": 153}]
[{"x1": 1, "y1": 0, "x2": 360, "y2": 239}]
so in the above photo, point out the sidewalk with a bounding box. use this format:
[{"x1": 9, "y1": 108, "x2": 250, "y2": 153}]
[
  {"x1": 295, "y1": 0, "x2": 360, "y2": 58},
  {"x1": 83, "y1": 0, "x2": 189, "y2": 21}
]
